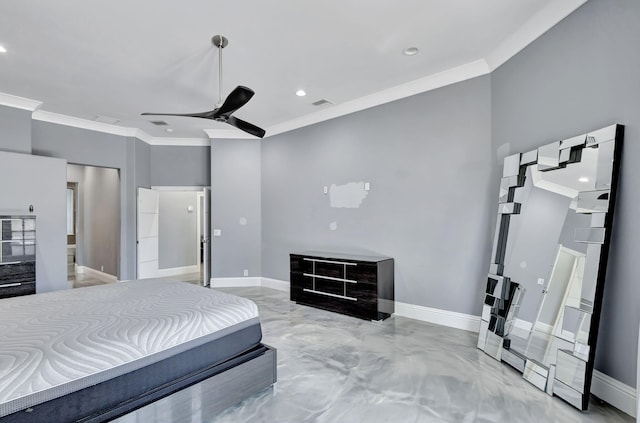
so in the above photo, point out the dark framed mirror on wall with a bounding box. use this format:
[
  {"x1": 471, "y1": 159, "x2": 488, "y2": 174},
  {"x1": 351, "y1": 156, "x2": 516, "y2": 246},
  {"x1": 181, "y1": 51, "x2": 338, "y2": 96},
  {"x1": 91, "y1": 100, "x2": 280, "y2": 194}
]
[{"x1": 477, "y1": 124, "x2": 624, "y2": 410}]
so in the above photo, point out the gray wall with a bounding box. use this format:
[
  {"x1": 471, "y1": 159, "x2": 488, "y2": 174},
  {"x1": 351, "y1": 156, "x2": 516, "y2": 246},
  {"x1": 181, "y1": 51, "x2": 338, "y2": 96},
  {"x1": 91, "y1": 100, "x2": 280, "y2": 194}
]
[
  {"x1": 31, "y1": 122, "x2": 139, "y2": 280},
  {"x1": 491, "y1": 0, "x2": 640, "y2": 386},
  {"x1": 261, "y1": 75, "x2": 494, "y2": 313},
  {"x1": 158, "y1": 190, "x2": 198, "y2": 269},
  {"x1": 71, "y1": 165, "x2": 120, "y2": 276},
  {"x1": 136, "y1": 140, "x2": 151, "y2": 189},
  {"x1": 0, "y1": 151, "x2": 67, "y2": 292},
  {"x1": 151, "y1": 146, "x2": 210, "y2": 187},
  {"x1": 0, "y1": 105, "x2": 32, "y2": 153},
  {"x1": 211, "y1": 139, "x2": 261, "y2": 278}
]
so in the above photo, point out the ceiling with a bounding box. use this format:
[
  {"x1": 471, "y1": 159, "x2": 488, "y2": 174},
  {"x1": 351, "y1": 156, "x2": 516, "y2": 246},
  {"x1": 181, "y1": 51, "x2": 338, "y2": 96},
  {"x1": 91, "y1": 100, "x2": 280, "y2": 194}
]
[{"x1": 0, "y1": 0, "x2": 587, "y2": 144}]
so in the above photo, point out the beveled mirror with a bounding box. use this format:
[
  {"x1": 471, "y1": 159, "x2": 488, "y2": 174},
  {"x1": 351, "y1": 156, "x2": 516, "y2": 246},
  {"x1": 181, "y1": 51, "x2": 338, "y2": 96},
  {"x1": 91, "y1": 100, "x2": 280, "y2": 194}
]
[{"x1": 477, "y1": 124, "x2": 624, "y2": 410}]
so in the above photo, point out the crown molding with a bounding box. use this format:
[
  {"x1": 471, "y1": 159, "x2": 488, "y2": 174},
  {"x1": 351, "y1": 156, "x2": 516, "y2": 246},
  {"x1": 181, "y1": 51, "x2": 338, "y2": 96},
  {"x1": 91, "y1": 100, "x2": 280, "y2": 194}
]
[
  {"x1": 32, "y1": 110, "x2": 137, "y2": 137},
  {"x1": 485, "y1": 0, "x2": 588, "y2": 70},
  {"x1": 31, "y1": 110, "x2": 211, "y2": 146},
  {"x1": 204, "y1": 128, "x2": 254, "y2": 140},
  {"x1": 145, "y1": 136, "x2": 210, "y2": 146},
  {"x1": 135, "y1": 129, "x2": 210, "y2": 146},
  {"x1": 0, "y1": 92, "x2": 42, "y2": 111},
  {"x1": 265, "y1": 59, "x2": 492, "y2": 137}
]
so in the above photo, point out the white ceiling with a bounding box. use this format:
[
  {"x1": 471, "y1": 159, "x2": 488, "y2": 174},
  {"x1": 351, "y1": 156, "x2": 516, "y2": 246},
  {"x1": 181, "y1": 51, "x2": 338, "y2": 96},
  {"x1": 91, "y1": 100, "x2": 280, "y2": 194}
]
[{"x1": 0, "y1": 0, "x2": 587, "y2": 143}]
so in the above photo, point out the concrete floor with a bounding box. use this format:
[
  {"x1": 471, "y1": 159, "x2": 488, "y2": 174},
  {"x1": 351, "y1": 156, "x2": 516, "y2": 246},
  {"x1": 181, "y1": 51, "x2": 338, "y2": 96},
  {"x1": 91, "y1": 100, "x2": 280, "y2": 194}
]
[
  {"x1": 68, "y1": 270, "x2": 203, "y2": 288},
  {"x1": 207, "y1": 286, "x2": 633, "y2": 423}
]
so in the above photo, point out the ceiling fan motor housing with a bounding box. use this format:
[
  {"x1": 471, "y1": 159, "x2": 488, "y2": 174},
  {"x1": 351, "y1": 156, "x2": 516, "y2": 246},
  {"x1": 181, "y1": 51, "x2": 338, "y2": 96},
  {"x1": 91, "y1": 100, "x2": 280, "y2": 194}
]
[{"x1": 212, "y1": 35, "x2": 229, "y2": 48}]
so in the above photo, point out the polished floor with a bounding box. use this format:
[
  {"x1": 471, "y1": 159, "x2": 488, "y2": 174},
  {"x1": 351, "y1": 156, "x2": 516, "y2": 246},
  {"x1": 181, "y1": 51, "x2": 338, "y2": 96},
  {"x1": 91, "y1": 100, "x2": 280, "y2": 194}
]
[
  {"x1": 68, "y1": 271, "x2": 109, "y2": 288},
  {"x1": 68, "y1": 270, "x2": 203, "y2": 288},
  {"x1": 207, "y1": 287, "x2": 632, "y2": 423}
]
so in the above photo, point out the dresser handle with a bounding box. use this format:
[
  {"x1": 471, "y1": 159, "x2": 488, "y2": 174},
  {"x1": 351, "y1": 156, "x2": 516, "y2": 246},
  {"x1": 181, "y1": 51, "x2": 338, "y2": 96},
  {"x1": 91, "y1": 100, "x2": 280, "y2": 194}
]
[
  {"x1": 303, "y1": 273, "x2": 357, "y2": 284},
  {"x1": 303, "y1": 288, "x2": 357, "y2": 301},
  {"x1": 0, "y1": 283, "x2": 22, "y2": 288},
  {"x1": 0, "y1": 261, "x2": 21, "y2": 266}
]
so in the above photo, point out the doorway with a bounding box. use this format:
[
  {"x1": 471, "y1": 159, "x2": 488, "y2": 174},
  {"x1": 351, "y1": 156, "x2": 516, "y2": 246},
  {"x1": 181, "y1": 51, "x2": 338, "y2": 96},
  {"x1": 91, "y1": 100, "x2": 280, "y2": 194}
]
[
  {"x1": 67, "y1": 164, "x2": 120, "y2": 288},
  {"x1": 137, "y1": 186, "x2": 210, "y2": 286}
]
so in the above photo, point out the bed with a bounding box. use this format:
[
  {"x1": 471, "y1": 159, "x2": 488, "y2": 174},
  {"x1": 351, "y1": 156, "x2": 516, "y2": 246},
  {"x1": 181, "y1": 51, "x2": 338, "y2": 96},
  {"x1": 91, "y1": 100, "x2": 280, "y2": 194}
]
[{"x1": 0, "y1": 279, "x2": 276, "y2": 422}]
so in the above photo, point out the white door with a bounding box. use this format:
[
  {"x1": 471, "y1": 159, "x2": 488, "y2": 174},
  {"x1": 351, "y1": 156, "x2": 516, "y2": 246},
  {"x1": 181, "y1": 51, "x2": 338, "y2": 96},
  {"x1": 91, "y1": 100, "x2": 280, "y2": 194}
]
[
  {"x1": 202, "y1": 188, "x2": 211, "y2": 286},
  {"x1": 137, "y1": 188, "x2": 159, "y2": 279}
]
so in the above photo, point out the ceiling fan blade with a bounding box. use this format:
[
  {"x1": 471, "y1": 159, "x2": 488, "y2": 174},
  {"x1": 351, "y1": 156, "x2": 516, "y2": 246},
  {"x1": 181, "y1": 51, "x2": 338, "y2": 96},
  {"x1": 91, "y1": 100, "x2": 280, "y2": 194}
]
[
  {"x1": 141, "y1": 110, "x2": 216, "y2": 119},
  {"x1": 227, "y1": 115, "x2": 266, "y2": 138},
  {"x1": 213, "y1": 86, "x2": 255, "y2": 119}
]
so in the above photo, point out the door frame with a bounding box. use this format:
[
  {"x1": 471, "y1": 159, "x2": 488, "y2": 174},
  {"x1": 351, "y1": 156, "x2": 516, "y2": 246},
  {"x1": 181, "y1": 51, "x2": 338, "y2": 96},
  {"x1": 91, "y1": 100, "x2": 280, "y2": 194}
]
[
  {"x1": 66, "y1": 182, "x2": 78, "y2": 245},
  {"x1": 150, "y1": 186, "x2": 211, "y2": 285}
]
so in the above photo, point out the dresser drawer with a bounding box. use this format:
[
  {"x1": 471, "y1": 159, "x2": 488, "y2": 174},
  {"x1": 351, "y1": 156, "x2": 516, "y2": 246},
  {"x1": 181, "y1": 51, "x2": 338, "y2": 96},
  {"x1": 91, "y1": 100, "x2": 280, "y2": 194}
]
[
  {"x1": 345, "y1": 263, "x2": 377, "y2": 283},
  {"x1": 0, "y1": 261, "x2": 35, "y2": 284},
  {"x1": 291, "y1": 283, "x2": 379, "y2": 320},
  {"x1": 1, "y1": 240, "x2": 36, "y2": 263},
  {"x1": 0, "y1": 281, "x2": 36, "y2": 299}
]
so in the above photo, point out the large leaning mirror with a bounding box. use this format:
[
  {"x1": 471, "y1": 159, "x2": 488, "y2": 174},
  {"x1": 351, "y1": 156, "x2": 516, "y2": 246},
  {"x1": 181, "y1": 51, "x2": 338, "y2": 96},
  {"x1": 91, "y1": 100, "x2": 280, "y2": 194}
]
[{"x1": 477, "y1": 124, "x2": 624, "y2": 410}]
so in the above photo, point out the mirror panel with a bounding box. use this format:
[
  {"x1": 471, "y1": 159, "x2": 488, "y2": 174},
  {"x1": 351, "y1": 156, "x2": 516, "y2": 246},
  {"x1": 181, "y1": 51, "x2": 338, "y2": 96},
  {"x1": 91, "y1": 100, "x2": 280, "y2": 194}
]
[{"x1": 477, "y1": 124, "x2": 624, "y2": 410}]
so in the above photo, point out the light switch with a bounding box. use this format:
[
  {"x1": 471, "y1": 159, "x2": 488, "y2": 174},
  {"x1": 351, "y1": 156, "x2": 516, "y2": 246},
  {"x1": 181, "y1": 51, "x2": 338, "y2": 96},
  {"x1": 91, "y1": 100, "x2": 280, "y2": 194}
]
[
  {"x1": 213, "y1": 229, "x2": 222, "y2": 237},
  {"x1": 537, "y1": 278, "x2": 544, "y2": 285},
  {"x1": 364, "y1": 182, "x2": 370, "y2": 191},
  {"x1": 323, "y1": 186, "x2": 328, "y2": 194}
]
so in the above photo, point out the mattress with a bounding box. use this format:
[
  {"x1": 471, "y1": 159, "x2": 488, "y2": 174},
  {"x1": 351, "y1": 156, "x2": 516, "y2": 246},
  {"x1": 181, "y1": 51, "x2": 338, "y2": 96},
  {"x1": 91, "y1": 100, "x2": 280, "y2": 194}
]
[{"x1": 0, "y1": 279, "x2": 261, "y2": 418}]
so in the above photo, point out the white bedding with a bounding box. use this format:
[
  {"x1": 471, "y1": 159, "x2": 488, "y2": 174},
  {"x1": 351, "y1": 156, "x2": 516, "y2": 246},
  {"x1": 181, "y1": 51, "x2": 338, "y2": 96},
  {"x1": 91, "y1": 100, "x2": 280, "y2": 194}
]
[{"x1": 0, "y1": 279, "x2": 260, "y2": 417}]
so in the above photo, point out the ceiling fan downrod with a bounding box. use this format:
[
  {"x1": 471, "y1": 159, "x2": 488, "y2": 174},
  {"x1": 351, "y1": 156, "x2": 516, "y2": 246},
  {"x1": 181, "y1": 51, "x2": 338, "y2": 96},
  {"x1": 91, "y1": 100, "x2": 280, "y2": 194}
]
[{"x1": 212, "y1": 35, "x2": 228, "y2": 109}]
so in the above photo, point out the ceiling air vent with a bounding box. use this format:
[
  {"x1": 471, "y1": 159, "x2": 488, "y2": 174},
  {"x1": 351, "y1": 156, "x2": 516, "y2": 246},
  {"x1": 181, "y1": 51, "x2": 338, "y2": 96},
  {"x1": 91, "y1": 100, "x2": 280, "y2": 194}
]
[
  {"x1": 312, "y1": 99, "x2": 333, "y2": 106},
  {"x1": 149, "y1": 120, "x2": 169, "y2": 126}
]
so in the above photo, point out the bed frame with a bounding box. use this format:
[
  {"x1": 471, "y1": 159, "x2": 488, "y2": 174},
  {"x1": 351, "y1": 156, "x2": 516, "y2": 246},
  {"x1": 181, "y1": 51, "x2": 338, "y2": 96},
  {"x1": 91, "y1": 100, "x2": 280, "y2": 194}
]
[{"x1": 3, "y1": 328, "x2": 276, "y2": 423}]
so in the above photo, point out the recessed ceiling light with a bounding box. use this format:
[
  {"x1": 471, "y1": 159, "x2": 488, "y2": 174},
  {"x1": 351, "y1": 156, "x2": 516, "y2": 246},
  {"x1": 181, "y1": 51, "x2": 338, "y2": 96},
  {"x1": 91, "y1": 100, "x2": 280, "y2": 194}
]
[
  {"x1": 579, "y1": 177, "x2": 589, "y2": 182},
  {"x1": 403, "y1": 47, "x2": 419, "y2": 56},
  {"x1": 0, "y1": 45, "x2": 6, "y2": 54},
  {"x1": 296, "y1": 89, "x2": 306, "y2": 97}
]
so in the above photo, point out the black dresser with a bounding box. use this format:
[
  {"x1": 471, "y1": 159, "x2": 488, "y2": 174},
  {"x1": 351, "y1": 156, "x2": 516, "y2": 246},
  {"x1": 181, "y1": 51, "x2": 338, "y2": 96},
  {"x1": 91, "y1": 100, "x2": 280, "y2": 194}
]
[
  {"x1": 0, "y1": 215, "x2": 36, "y2": 299},
  {"x1": 290, "y1": 252, "x2": 394, "y2": 321}
]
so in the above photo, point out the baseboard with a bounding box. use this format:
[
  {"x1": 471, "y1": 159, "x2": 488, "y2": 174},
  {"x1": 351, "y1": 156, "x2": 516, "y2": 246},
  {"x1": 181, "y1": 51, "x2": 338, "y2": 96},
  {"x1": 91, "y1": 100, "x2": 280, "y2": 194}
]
[
  {"x1": 394, "y1": 301, "x2": 481, "y2": 332},
  {"x1": 261, "y1": 277, "x2": 290, "y2": 292},
  {"x1": 591, "y1": 370, "x2": 636, "y2": 418},
  {"x1": 209, "y1": 277, "x2": 290, "y2": 292},
  {"x1": 209, "y1": 277, "x2": 263, "y2": 288},
  {"x1": 156, "y1": 265, "x2": 199, "y2": 278},
  {"x1": 76, "y1": 266, "x2": 117, "y2": 283}
]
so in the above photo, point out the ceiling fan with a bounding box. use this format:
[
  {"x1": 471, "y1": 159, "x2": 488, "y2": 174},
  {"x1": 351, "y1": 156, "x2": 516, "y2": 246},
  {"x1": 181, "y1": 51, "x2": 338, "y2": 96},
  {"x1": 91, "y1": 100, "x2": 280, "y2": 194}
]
[{"x1": 142, "y1": 35, "x2": 265, "y2": 138}]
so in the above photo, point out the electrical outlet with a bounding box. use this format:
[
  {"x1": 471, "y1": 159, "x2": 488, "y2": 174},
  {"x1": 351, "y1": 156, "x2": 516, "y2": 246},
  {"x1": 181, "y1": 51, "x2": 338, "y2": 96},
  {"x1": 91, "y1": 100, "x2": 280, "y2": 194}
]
[
  {"x1": 213, "y1": 229, "x2": 222, "y2": 236},
  {"x1": 537, "y1": 278, "x2": 544, "y2": 285},
  {"x1": 364, "y1": 182, "x2": 370, "y2": 191},
  {"x1": 101, "y1": 265, "x2": 104, "y2": 272},
  {"x1": 243, "y1": 269, "x2": 249, "y2": 276}
]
